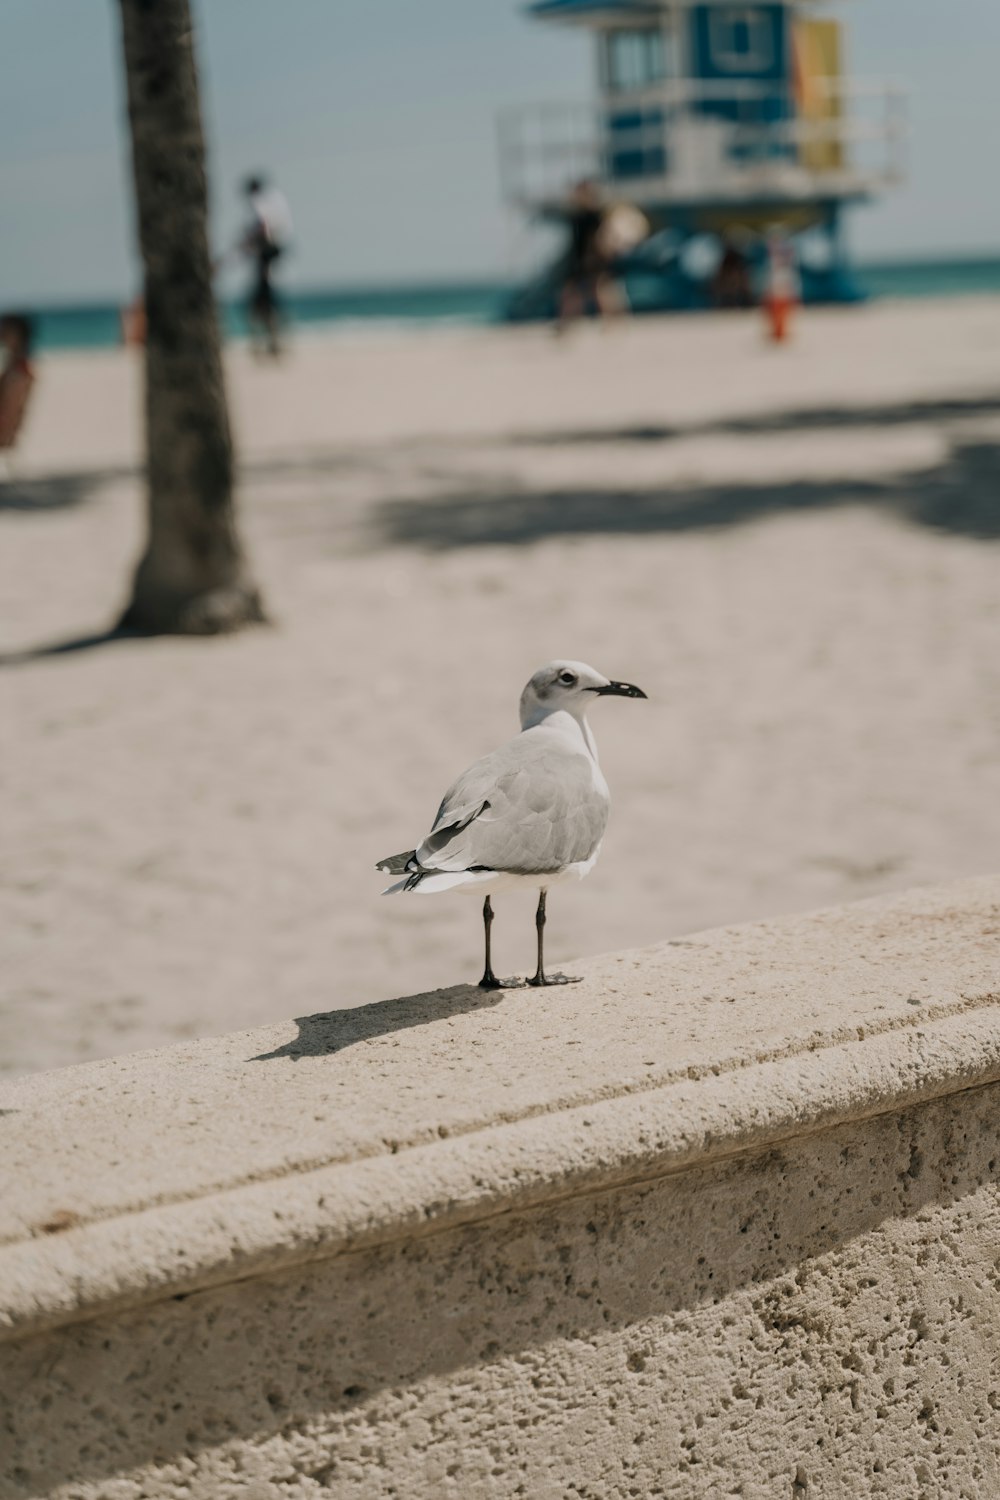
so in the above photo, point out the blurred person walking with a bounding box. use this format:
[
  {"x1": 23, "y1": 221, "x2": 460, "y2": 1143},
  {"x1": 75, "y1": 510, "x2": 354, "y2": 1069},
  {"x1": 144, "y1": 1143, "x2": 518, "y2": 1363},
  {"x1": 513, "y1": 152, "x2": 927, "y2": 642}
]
[
  {"x1": 239, "y1": 174, "x2": 292, "y2": 357},
  {"x1": 0, "y1": 314, "x2": 37, "y2": 472}
]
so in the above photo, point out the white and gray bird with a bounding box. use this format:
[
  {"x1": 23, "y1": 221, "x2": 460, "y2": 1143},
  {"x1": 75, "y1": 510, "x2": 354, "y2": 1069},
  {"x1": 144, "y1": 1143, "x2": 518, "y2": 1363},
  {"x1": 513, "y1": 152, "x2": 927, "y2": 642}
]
[{"x1": 376, "y1": 660, "x2": 646, "y2": 988}]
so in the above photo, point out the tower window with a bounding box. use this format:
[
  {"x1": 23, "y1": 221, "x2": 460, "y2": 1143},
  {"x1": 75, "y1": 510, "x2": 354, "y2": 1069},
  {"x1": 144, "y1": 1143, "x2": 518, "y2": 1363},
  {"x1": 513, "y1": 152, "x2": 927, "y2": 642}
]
[
  {"x1": 708, "y1": 8, "x2": 775, "y2": 72},
  {"x1": 606, "y1": 28, "x2": 670, "y2": 93}
]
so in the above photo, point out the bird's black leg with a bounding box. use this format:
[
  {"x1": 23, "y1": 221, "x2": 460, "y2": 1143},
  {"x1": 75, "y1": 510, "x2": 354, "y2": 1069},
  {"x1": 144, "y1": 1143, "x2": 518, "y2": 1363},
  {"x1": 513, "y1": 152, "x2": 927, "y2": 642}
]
[
  {"x1": 528, "y1": 888, "x2": 581, "y2": 987},
  {"x1": 479, "y1": 895, "x2": 502, "y2": 989},
  {"x1": 528, "y1": 888, "x2": 548, "y2": 986}
]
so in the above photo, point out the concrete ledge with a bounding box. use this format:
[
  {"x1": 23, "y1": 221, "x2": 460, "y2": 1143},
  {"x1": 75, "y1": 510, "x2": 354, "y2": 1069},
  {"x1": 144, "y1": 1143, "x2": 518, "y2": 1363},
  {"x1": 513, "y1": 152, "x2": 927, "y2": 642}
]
[{"x1": 4, "y1": 877, "x2": 1000, "y2": 1496}]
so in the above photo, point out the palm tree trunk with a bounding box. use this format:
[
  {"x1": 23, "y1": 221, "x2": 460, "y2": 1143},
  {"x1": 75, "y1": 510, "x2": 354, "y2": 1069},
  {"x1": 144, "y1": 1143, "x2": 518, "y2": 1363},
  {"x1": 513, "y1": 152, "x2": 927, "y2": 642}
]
[{"x1": 117, "y1": 0, "x2": 265, "y2": 634}]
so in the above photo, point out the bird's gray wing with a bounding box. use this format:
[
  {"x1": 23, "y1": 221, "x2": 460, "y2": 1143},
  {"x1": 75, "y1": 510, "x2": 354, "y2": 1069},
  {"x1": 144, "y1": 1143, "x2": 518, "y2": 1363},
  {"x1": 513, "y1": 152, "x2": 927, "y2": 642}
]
[{"x1": 415, "y1": 734, "x2": 608, "y2": 875}]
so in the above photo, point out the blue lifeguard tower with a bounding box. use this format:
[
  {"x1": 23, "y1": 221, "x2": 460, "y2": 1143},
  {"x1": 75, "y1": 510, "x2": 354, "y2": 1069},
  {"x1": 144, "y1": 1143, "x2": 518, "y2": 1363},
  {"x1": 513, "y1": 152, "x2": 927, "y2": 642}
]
[{"x1": 499, "y1": 0, "x2": 905, "y2": 316}]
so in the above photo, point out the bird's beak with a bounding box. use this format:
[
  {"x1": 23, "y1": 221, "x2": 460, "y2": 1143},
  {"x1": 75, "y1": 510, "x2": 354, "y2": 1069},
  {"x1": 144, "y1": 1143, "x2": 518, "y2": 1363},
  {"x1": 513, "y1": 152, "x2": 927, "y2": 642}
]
[{"x1": 591, "y1": 680, "x2": 647, "y2": 699}]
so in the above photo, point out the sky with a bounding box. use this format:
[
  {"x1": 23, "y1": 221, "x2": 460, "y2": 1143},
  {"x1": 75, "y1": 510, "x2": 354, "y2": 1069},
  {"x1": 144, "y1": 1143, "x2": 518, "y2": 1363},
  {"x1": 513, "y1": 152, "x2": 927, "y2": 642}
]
[{"x1": 2, "y1": 0, "x2": 999, "y2": 305}]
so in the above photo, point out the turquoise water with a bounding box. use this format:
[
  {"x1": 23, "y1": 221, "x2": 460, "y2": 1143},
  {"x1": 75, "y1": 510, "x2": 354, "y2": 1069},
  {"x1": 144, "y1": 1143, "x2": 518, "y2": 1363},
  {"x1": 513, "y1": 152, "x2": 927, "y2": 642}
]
[
  {"x1": 857, "y1": 257, "x2": 1000, "y2": 300},
  {"x1": 22, "y1": 258, "x2": 1000, "y2": 353}
]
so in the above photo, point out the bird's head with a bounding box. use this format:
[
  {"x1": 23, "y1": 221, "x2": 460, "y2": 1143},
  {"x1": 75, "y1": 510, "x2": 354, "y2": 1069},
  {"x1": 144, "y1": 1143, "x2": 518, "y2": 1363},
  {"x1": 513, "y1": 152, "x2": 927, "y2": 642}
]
[{"x1": 519, "y1": 660, "x2": 647, "y2": 729}]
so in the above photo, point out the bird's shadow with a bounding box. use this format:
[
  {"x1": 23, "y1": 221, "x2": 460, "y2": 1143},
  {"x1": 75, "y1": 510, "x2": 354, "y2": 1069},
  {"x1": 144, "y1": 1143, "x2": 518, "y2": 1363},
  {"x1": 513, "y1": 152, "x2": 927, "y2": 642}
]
[{"x1": 250, "y1": 982, "x2": 505, "y2": 1062}]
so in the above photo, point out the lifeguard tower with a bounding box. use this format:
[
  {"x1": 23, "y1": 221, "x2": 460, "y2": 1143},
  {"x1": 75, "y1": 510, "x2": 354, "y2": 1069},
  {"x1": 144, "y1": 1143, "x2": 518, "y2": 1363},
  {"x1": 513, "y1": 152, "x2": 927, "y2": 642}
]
[{"x1": 499, "y1": 0, "x2": 905, "y2": 315}]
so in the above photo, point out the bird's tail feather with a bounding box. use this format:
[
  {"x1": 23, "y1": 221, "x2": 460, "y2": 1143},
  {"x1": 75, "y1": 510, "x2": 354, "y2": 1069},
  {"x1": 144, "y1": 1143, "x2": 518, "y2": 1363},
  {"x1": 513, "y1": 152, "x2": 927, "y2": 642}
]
[
  {"x1": 376, "y1": 849, "x2": 416, "y2": 875},
  {"x1": 382, "y1": 868, "x2": 490, "y2": 896}
]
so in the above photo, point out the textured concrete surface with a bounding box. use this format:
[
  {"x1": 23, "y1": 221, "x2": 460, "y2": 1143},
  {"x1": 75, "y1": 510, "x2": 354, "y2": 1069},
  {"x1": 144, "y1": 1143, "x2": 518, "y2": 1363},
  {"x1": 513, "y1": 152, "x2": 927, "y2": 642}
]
[
  {"x1": 7, "y1": 1087, "x2": 1000, "y2": 1499},
  {"x1": 3, "y1": 877, "x2": 1000, "y2": 1496}
]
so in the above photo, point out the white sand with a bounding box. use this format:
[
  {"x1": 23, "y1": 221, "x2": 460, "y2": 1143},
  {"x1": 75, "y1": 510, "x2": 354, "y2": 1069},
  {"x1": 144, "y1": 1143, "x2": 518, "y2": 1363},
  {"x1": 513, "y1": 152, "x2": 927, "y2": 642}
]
[{"x1": 3, "y1": 299, "x2": 1000, "y2": 1076}]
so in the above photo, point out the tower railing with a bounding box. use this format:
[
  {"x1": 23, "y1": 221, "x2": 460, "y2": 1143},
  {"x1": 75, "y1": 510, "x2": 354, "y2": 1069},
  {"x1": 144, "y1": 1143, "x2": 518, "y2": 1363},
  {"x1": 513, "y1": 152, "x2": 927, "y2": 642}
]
[{"x1": 498, "y1": 77, "x2": 906, "y2": 211}]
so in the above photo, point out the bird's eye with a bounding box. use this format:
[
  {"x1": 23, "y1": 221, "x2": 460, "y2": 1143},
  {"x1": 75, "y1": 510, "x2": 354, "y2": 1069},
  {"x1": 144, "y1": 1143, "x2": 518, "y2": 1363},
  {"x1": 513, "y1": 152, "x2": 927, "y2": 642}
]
[{"x1": 558, "y1": 671, "x2": 577, "y2": 686}]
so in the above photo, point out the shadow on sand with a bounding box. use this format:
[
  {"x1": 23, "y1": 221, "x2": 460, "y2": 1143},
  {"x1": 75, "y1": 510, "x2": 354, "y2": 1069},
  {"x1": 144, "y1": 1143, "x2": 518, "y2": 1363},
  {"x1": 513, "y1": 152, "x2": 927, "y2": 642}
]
[
  {"x1": 504, "y1": 394, "x2": 1000, "y2": 448},
  {"x1": 0, "y1": 627, "x2": 142, "y2": 668},
  {"x1": 4, "y1": 395, "x2": 997, "y2": 664},
  {"x1": 250, "y1": 983, "x2": 505, "y2": 1062},
  {"x1": 0, "y1": 465, "x2": 136, "y2": 514},
  {"x1": 374, "y1": 433, "x2": 1000, "y2": 550}
]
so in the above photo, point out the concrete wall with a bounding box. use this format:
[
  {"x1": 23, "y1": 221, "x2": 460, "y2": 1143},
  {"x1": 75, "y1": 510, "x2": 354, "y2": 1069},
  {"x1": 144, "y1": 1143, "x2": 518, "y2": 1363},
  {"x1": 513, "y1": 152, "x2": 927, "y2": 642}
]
[{"x1": 3, "y1": 877, "x2": 1000, "y2": 1498}]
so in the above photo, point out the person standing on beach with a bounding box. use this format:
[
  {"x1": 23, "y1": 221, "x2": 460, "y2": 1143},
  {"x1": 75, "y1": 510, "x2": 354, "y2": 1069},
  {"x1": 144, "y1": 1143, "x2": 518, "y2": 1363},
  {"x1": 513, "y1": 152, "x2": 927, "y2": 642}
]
[
  {"x1": 557, "y1": 179, "x2": 627, "y2": 330},
  {"x1": 0, "y1": 313, "x2": 36, "y2": 465},
  {"x1": 712, "y1": 234, "x2": 754, "y2": 310},
  {"x1": 239, "y1": 174, "x2": 292, "y2": 357},
  {"x1": 762, "y1": 229, "x2": 801, "y2": 343}
]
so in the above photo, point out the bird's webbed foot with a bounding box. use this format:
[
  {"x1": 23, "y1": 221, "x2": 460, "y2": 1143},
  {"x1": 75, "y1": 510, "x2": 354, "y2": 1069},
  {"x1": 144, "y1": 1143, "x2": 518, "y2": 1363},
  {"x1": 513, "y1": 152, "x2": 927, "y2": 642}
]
[{"x1": 479, "y1": 973, "x2": 525, "y2": 991}]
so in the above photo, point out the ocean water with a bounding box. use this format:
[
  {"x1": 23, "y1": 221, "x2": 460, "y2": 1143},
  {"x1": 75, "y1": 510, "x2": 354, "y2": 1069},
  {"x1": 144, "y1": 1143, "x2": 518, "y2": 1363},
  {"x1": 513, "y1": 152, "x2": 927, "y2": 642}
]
[
  {"x1": 22, "y1": 258, "x2": 1000, "y2": 354},
  {"x1": 856, "y1": 257, "x2": 1000, "y2": 301}
]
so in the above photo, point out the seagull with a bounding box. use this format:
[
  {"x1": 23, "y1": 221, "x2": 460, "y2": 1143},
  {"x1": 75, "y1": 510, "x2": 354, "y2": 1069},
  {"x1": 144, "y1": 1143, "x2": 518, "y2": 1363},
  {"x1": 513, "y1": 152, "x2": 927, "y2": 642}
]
[{"x1": 377, "y1": 660, "x2": 646, "y2": 989}]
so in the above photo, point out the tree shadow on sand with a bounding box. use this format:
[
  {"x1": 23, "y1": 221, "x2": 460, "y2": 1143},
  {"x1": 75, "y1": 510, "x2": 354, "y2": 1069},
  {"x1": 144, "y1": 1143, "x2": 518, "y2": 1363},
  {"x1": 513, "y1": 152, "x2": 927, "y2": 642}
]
[
  {"x1": 0, "y1": 465, "x2": 135, "y2": 514},
  {"x1": 0, "y1": 626, "x2": 144, "y2": 668},
  {"x1": 505, "y1": 394, "x2": 1000, "y2": 449},
  {"x1": 250, "y1": 983, "x2": 505, "y2": 1062},
  {"x1": 5, "y1": 396, "x2": 997, "y2": 665},
  {"x1": 0, "y1": 465, "x2": 144, "y2": 665},
  {"x1": 373, "y1": 433, "x2": 1000, "y2": 550}
]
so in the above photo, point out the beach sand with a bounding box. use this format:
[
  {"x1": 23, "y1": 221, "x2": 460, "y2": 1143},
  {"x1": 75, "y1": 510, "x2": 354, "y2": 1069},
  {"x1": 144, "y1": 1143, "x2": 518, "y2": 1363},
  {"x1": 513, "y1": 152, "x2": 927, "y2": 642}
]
[{"x1": 3, "y1": 298, "x2": 999, "y2": 1076}]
